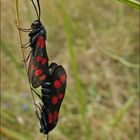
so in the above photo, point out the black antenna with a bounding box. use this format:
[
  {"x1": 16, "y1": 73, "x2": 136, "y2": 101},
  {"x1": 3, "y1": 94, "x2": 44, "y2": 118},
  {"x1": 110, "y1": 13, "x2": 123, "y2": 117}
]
[
  {"x1": 37, "y1": 0, "x2": 41, "y2": 20},
  {"x1": 31, "y1": 0, "x2": 39, "y2": 20}
]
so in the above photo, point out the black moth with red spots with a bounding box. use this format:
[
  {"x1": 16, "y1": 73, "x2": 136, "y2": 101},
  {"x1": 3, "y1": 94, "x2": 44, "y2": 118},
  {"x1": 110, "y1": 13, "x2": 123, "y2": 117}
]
[
  {"x1": 17, "y1": 0, "x2": 67, "y2": 136},
  {"x1": 27, "y1": 17, "x2": 50, "y2": 88},
  {"x1": 37, "y1": 62, "x2": 67, "y2": 134},
  {"x1": 28, "y1": 31, "x2": 49, "y2": 88},
  {"x1": 18, "y1": 0, "x2": 49, "y2": 88}
]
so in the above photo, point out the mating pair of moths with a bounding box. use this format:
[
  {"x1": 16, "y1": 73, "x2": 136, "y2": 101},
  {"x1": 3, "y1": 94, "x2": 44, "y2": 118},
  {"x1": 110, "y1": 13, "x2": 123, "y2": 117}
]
[{"x1": 18, "y1": 0, "x2": 67, "y2": 135}]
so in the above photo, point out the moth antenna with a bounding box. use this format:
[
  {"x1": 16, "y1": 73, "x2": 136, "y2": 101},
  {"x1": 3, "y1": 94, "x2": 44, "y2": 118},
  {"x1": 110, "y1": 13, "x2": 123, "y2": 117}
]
[
  {"x1": 31, "y1": 0, "x2": 39, "y2": 20},
  {"x1": 37, "y1": 0, "x2": 41, "y2": 21}
]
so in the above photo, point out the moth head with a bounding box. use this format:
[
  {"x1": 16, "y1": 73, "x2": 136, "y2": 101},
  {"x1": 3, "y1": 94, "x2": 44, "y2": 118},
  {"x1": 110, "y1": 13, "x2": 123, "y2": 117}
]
[{"x1": 31, "y1": 20, "x2": 42, "y2": 30}]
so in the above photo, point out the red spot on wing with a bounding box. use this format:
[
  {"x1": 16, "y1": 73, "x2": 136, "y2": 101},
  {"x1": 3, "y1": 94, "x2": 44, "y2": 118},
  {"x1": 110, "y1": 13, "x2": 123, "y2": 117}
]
[
  {"x1": 58, "y1": 93, "x2": 63, "y2": 100},
  {"x1": 54, "y1": 111, "x2": 58, "y2": 122},
  {"x1": 54, "y1": 80, "x2": 61, "y2": 88},
  {"x1": 41, "y1": 58, "x2": 47, "y2": 64},
  {"x1": 48, "y1": 113, "x2": 53, "y2": 124},
  {"x1": 40, "y1": 38, "x2": 45, "y2": 48},
  {"x1": 37, "y1": 36, "x2": 41, "y2": 47},
  {"x1": 52, "y1": 96, "x2": 58, "y2": 105},
  {"x1": 37, "y1": 36, "x2": 44, "y2": 48},
  {"x1": 60, "y1": 74, "x2": 66, "y2": 83},
  {"x1": 36, "y1": 56, "x2": 42, "y2": 62},
  {"x1": 35, "y1": 69, "x2": 42, "y2": 76},
  {"x1": 40, "y1": 74, "x2": 46, "y2": 81}
]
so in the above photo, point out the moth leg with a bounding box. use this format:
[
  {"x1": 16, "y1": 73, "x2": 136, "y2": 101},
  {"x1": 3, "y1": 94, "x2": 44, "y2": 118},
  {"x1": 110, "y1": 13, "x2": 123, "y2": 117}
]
[
  {"x1": 21, "y1": 33, "x2": 40, "y2": 50},
  {"x1": 21, "y1": 44, "x2": 30, "y2": 49},
  {"x1": 31, "y1": 87, "x2": 42, "y2": 100},
  {"x1": 23, "y1": 51, "x2": 32, "y2": 62},
  {"x1": 23, "y1": 32, "x2": 43, "y2": 50},
  {"x1": 21, "y1": 41, "x2": 34, "y2": 49},
  {"x1": 34, "y1": 103, "x2": 42, "y2": 120},
  {"x1": 18, "y1": 40, "x2": 30, "y2": 49},
  {"x1": 34, "y1": 103, "x2": 42, "y2": 112},
  {"x1": 17, "y1": 25, "x2": 32, "y2": 32}
]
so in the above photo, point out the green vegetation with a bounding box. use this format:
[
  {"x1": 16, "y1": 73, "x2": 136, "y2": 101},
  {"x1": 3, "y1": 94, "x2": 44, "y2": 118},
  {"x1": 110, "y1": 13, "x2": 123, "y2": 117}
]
[
  {"x1": 118, "y1": 0, "x2": 140, "y2": 9},
  {"x1": 1, "y1": 0, "x2": 139, "y2": 140}
]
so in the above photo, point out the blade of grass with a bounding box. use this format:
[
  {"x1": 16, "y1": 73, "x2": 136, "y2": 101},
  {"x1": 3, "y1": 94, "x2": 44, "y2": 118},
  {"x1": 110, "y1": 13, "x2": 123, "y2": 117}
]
[
  {"x1": 1, "y1": 111, "x2": 17, "y2": 124},
  {"x1": 1, "y1": 126, "x2": 32, "y2": 140},
  {"x1": 117, "y1": 0, "x2": 140, "y2": 9},
  {"x1": 97, "y1": 46, "x2": 140, "y2": 69},
  {"x1": 109, "y1": 96, "x2": 136, "y2": 128},
  {"x1": 104, "y1": 96, "x2": 137, "y2": 139},
  {"x1": 0, "y1": 40, "x2": 25, "y2": 75},
  {"x1": 15, "y1": 0, "x2": 38, "y2": 113},
  {"x1": 58, "y1": 1, "x2": 91, "y2": 139}
]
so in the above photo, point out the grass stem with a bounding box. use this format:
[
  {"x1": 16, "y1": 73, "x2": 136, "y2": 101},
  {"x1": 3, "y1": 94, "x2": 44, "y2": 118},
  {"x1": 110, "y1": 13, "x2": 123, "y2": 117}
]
[{"x1": 117, "y1": 0, "x2": 140, "y2": 9}]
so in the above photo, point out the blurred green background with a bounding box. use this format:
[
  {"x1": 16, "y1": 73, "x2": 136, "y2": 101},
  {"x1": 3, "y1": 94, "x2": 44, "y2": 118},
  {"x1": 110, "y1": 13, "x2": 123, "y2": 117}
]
[{"x1": 1, "y1": 0, "x2": 139, "y2": 140}]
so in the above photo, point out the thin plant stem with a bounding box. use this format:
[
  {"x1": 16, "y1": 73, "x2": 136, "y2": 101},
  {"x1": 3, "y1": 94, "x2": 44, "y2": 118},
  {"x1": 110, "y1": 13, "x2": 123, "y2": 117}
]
[
  {"x1": 59, "y1": 1, "x2": 91, "y2": 139},
  {"x1": 97, "y1": 46, "x2": 139, "y2": 69},
  {"x1": 117, "y1": 0, "x2": 140, "y2": 9},
  {"x1": 15, "y1": 0, "x2": 38, "y2": 112},
  {"x1": 1, "y1": 125, "x2": 32, "y2": 140},
  {"x1": 103, "y1": 96, "x2": 136, "y2": 139}
]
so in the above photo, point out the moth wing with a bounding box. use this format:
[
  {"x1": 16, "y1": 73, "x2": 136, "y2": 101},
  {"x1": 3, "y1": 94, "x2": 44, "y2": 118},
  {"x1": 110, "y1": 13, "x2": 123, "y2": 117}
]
[
  {"x1": 39, "y1": 63, "x2": 67, "y2": 134},
  {"x1": 28, "y1": 36, "x2": 49, "y2": 88},
  {"x1": 50, "y1": 64, "x2": 67, "y2": 124}
]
